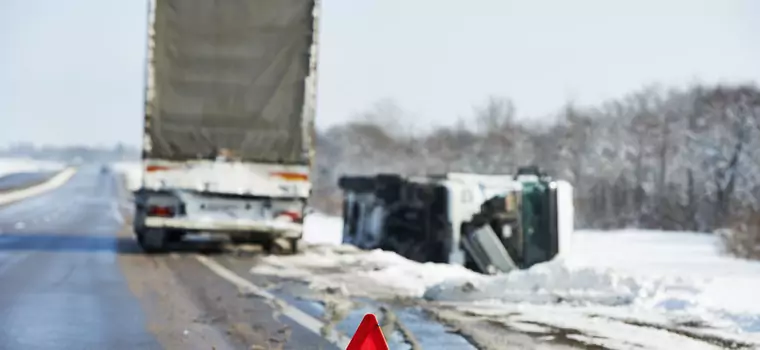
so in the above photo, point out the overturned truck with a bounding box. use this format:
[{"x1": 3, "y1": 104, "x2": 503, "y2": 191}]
[{"x1": 338, "y1": 167, "x2": 574, "y2": 274}]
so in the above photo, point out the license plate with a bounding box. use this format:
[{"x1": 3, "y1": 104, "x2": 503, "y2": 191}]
[{"x1": 203, "y1": 203, "x2": 240, "y2": 212}]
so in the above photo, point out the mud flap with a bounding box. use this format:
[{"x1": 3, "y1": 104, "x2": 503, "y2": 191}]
[
  {"x1": 540, "y1": 181, "x2": 573, "y2": 261},
  {"x1": 137, "y1": 228, "x2": 168, "y2": 253},
  {"x1": 555, "y1": 181, "x2": 574, "y2": 257},
  {"x1": 546, "y1": 183, "x2": 560, "y2": 259},
  {"x1": 461, "y1": 225, "x2": 518, "y2": 274}
]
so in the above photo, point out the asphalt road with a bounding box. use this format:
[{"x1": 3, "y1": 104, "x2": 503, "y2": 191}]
[
  {"x1": 0, "y1": 166, "x2": 338, "y2": 350},
  {"x1": 0, "y1": 167, "x2": 161, "y2": 349}
]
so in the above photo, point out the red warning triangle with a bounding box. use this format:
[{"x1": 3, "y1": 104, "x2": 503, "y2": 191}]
[{"x1": 345, "y1": 313, "x2": 389, "y2": 350}]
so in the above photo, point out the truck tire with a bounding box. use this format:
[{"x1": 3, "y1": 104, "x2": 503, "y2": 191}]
[
  {"x1": 261, "y1": 239, "x2": 274, "y2": 254},
  {"x1": 166, "y1": 229, "x2": 184, "y2": 243},
  {"x1": 288, "y1": 238, "x2": 300, "y2": 255},
  {"x1": 229, "y1": 236, "x2": 250, "y2": 245},
  {"x1": 464, "y1": 254, "x2": 480, "y2": 272},
  {"x1": 136, "y1": 229, "x2": 168, "y2": 254},
  {"x1": 262, "y1": 238, "x2": 299, "y2": 255}
]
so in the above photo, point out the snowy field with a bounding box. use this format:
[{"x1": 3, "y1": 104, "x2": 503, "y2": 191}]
[
  {"x1": 0, "y1": 157, "x2": 65, "y2": 178},
  {"x1": 258, "y1": 213, "x2": 760, "y2": 348}
]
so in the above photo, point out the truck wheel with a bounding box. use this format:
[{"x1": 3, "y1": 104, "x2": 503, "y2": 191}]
[
  {"x1": 464, "y1": 254, "x2": 480, "y2": 273},
  {"x1": 229, "y1": 236, "x2": 249, "y2": 245},
  {"x1": 288, "y1": 238, "x2": 300, "y2": 255},
  {"x1": 166, "y1": 230, "x2": 184, "y2": 243},
  {"x1": 136, "y1": 229, "x2": 167, "y2": 254},
  {"x1": 428, "y1": 241, "x2": 449, "y2": 264},
  {"x1": 261, "y1": 239, "x2": 274, "y2": 254},
  {"x1": 263, "y1": 238, "x2": 298, "y2": 255}
]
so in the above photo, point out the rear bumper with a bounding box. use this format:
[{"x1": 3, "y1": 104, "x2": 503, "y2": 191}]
[{"x1": 143, "y1": 217, "x2": 303, "y2": 239}]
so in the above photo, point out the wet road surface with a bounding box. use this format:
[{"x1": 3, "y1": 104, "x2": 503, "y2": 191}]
[
  {"x1": 0, "y1": 171, "x2": 54, "y2": 192},
  {"x1": 0, "y1": 166, "x2": 351, "y2": 349},
  {"x1": 0, "y1": 167, "x2": 161, "y2": 349}
]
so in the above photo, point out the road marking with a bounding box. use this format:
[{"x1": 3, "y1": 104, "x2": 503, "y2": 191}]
[
  {"x1": 110, "y1": 202, "x2": 124, "y2": 224},
  {"x1": 195, "y1": 255, "x2": 352, "y2": 348}
]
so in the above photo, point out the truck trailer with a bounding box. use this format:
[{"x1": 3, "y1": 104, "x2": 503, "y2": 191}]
[
  {"x1": 339, "y1": 167, "x2": 574, "y2": 274},
  {"x1": 133, "y1": 0, "x2": 320, "y2": 253}
]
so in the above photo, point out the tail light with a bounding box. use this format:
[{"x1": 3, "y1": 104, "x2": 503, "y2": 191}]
[
  {"x1": 275, "y1": 210, "x2": 302, "y2": 223},
  {"x1": 145, "y1": 165, "x2": 173, "y2": 172},
  {"x1": 147, "y1": 205, "x2": 174, "y2": 217},
  {"x1": 270, "y1": 172, "x2": 309, "y2": 181}
]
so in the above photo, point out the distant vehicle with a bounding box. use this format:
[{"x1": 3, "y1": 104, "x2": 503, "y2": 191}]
[
  {"x1": 100, "y1": 165, "x2": 109, "y2": 174},
  {"x1": 338, "y1": 167, "x2": 574, "y2": 274},
  {"x1": 132, "y1": 0, "x2": 320, "y2": 253}
]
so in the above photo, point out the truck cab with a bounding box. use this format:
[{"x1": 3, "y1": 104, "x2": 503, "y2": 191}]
[{"x1": 339, "y1": 167, "x2": 575, "y2": 274}]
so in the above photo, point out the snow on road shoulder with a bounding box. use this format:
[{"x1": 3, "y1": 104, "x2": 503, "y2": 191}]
[
  {"x1": 0, "y1": 157, "x2": 65, "y2": 177},
  {"x1": 257, "y1": 212, "x2": 479, "y2": 298},
  {"x1": 251, "y1": 214, "x2": 760, "y2": 346},
  {"x1": 251, "y1": 244, "x2": 482, "y2": 298}
]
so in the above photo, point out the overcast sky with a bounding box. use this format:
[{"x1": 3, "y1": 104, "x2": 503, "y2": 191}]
[{"x1": 2, "y1": 0, "x2": 759, "y2": 147}]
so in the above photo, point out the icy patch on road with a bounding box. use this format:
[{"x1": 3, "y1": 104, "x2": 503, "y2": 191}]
[{"x1": 0, "y1": 157, "x2": 65, "y2": 177}]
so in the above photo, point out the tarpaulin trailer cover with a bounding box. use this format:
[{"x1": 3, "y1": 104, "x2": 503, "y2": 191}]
[{"x1": 143, "y1": 0, "x2": 318, "y2": 164}]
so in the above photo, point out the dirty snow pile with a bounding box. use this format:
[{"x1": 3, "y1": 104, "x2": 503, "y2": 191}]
[
  {"x1": 110, "y1": 161, "x2": 142, "y2": 191},
  {"x1": 251, "y1": 243, "x2": 482, "y2": 298},
  {"x1": 256, "y1": 212, "x2": 482, "y2": 298},
  {"x1": 0, "y1": 157, "x2": 65, "y2": 177}
]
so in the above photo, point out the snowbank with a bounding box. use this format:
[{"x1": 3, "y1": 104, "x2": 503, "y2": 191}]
[
  {"x1": 423, "y1": 258, "x2": 704, "y2": 307},
  {"x1": 110, "y1": 161, "x2": 142, "y2": 191},
  {"x1": 0, "y1": 157, "x2": 65, "y2": 177},
  {"x1": 251, "y1": 245, "x2": 481, "y2": 298},
  {"x1": 253, "y1": 242, "x2": 698, "y2": 309},
  {"x1": 428, "y1": 230, "x2": 760, "y2": 337}
]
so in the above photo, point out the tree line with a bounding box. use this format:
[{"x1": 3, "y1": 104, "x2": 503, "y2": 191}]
[{"x1": 310, "y1": 83, "x2": 760, "y2": 258}]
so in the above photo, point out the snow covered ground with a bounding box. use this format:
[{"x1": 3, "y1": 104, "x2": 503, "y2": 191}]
[
  {"x1": 0, "y1": 157, "x2": 65, "y2": 178},
  {"x1": 255, "y1": 214, "x2": 760, "y2": 348}
]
